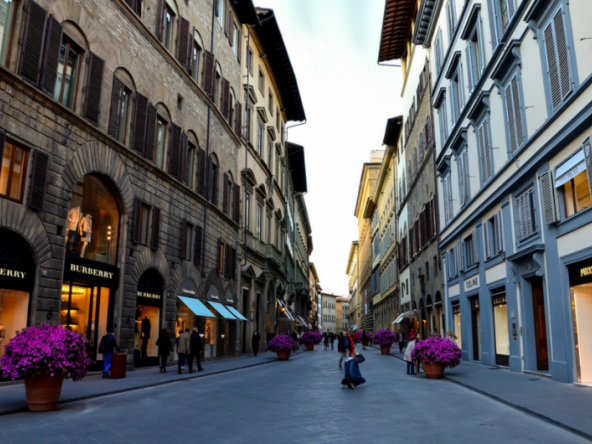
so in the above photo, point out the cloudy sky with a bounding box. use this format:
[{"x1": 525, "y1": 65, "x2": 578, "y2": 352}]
[{"x1": 263, "y1": 0, "x2": 404, "y2": 295}]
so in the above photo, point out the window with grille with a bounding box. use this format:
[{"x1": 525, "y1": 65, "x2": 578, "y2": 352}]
[{"x1": 515, "y1": 187, "x2": 536, "y2": 241}]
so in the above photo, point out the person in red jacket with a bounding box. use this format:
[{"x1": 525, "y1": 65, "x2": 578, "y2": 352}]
[
  {"x1": 348, "y1": 332, "x2": 356, "y2": 353},
  {"x1": 352, "y1": 331, "x2": 359, "y2": 343}
]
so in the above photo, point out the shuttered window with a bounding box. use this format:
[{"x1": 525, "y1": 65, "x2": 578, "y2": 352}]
[
  {"x1": 235, "y1": 102, "x2": 242, "y2": 137},
  {"x1": 82, "y1": 52, "x2": 105, "y2": 126},
  {"x1": 27, "y1": 149, "x2": 47, "y2": 211},
  {"x1": 233, "y1": 183, "x2": 241, "y2": 223},
  {"x1": 446, "y1": 0, "x2": 456, "y2": 44},
  {"x1": 132, "y1": 93, "x2": 149, "y2": 155},
  {"x1": 451, "y1": 66, "x2": 464, "y2": 124},
  {"x1": 108, "y1": 77, "x2": 132, "y2": 143},
  {"x1": 193, "y1": 225, "x2": 203, "y2": 265},
  {"x1": 217, "y1": 239, "x2": 225, "y2": 274},
  {"x1": 42, "y1": 20, "x2": 65, "y2": 99},
  {"x1": 139, "y1": 203, "x2": 151, "y2": 246},
  {"x1": 202, "y1": 51, "x2": 216, "y2": 97},
  {"x1": 464, "y1": 229, "x2": 478, "y2": 269},
  {"x1": 19, "y1": 1, "x2": 48, "y2": 86},
  {"x1": 515, "y1": 187, "x2": 536, "y2": 241},
  {"x1": 150, "y1": 207, "x2": 161, "y2": 251},
  {"x1": 221, "y1": 78, "x2": 230, "y2": 118},
  {"x1": 167, "y1": 124, "x2": 183, "y2": 179},
  {"x1": 539, "y1": 170, "x2": 560, "y2": 224},
  {"x1": 124, "y1": 0, "x2": 143, "y2": 16},
  {"x1": 467, "y1": 21, "x2": 485, "y2": 92},
  {"x1": 477, "y1": 118, "x2": 493, "y2": 183},
  {"x1": 144, "y1": 103, "x2": 157, "y2": 161},
  {"x1": 196, "y1": 147, "x2": 206, "y2": 195},
  {"x1": 543, "y1": 6, "x2": 572, "y2": 111},
  {"x1": 435, "y1": 29, "x2": 444, "y2": 75},
  {"x1": 176, "y1": 17, "x2": 190, "y2": 67},
  {"x1": 222, "y1": 172, "x2": 229, "y2": 214},
  {"x1": 186, "y1": 141, "x2": 196, "y2": 189},
  {"x1": 0, "y1": 0, "x2": 15, "y2": 66},
  {"x1": 183, "y1": 222, "x2": 193, "y2": 261},
  {"x1": 190, "y1": 37, "x2": 202, "y2": 82},
  {"x1": 438, "y1": 97, "x2": 448, "y2": 146},
  {"x1": 504, "y1": 74, "x2": 525, "y2": 154},
  {"x1": 458, "y1": 150, "x2": 470, "y2": 207},
  {"x1": 155, "y1": 116, "x2": 168, "y2": 169},
  {"x1": 0, "y1": 135, "x2": 30, "y2": 204},
  {"x1": 443, "y1": 173, "x2": 453, "y2": 223}
]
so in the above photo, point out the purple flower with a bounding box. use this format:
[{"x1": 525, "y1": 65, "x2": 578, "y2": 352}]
[
  {"x1": 411, "y1": 336, "x2": 462, "y2": 368},
  {"x1": 373, "y1": 329, "x2": 397, "y2": 346},
  {"x1": 1, "y1": 324, "x2": 92, "y2": 381},
  {"x1": 268, "y1": 334, "x2": 299, "y2": 352},
  {"x1": 301, "y1": 332, "x2": 323, "y2": 344}
]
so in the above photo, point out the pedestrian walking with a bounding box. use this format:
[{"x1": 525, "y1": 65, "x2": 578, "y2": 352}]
[
  {"x1": 352, "y1": 331, "x2": 359, "y2": 344},
  {"x1": 408, "y1": 330, "x2": 415, "y2": 341},
  {"x1": 98, "y1": 327, "x2": 121, "y2": 379},
  {"x1": 188, "y1": 327, "x2": 203, "y2": 373},
  {"x1": 323, "y1": 332, "x2": 329, "y2": 350},
  {"x1": 446, "y1": 330, "x2": 458, "y2": 345},
  {"x1": 177, "y1": 328, "x2": 191, "y2": 374},
  {"x1": 415, "y1": 334, "x2": 422, "y2": 374},
  {"x1": 329, "y1": 332, "x2": 335, "y2": 350},
  {"x1": 337, "y1": 332, "x2": 346, "y2": 368},
  {"x1": 342, "y1": 352, "x2": 366, "y2": 389},
  {"x1": 252, "y1": 329, "x2": 261, "y2": 356},
  {"x1": 404, "y1": 334, "x2": 418, "y2": 375},
  {"x1": 155, "y1": 329, "x2": 172, "y2": 373},
  {"x1": 362, "y1": 330, "x2": 368, "y2": 349},
  {"x1": 396, "y1": 330, "x2": 406, "y2": 354}
]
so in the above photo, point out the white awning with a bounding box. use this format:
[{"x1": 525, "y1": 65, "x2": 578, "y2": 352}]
[
  {"x1": 556, "y1": 150, "x2": 586, "y2": 187},
  {"x1": 393, "y1": 311, "x2": 417, "y2": 324}
]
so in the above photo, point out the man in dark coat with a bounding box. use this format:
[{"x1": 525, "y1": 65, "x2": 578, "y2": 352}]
[
  {"x1": 397, "y1": 330, "x2": 406, "y2": 354},
  {"x1": 188, "y1": 327, "x2": 203, "y2": 373},
  {"x1": 252, "y1": 329, "x2": 261, "y2": 356},
  {"x1": 99, "y1": 328, "x2": 121, "y2": 379}
]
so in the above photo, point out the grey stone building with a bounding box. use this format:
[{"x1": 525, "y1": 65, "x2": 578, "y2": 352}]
[{"x1": 0, "y1": 0, "x2": 260, "y2": 369}]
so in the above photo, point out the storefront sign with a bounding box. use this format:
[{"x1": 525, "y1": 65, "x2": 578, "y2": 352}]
[
  {"x1": 464, "y1": 275, "x2": 480, "y2": 293},
  {"x1": 452, "y1": 304, "x2": 461, "y2": 315},
  {"x1": 64, "y1": 254, "x2": 119, "y2": 287},
  {"x1": 137, "y1": 291, "x2": 160, "y2": 300},
  {"x1": 569, "y1": 258, "x2": 592, "y2": 287},
  {"x1": 492, "y1": 294, "x2": 507, "y2": 306},
  {"x1": 0, "y1": 259, "x2": 34, "y2": 292},
  {"x1": 178, "y1": 278, "x2": 199, "y2": 297}
]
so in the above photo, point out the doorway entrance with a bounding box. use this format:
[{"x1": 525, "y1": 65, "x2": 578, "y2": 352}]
[
  {"x1": 241, "y1": 288, "x2": 249, "y2": 354},
  {"x1": 471, "y1": 297, "x2": 481, "y2": 361},
  {"x1": 531, "y1": 277, "x2": 549, "y2": 371}
]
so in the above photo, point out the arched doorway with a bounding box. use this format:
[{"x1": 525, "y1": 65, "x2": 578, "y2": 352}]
[
  {"x1": 61, "y1": 174, "x2": 121, "y2": 368},
  {"x1": 0, "y1": 228, "x2": 35, "y2": 360},
  {"x1": 135, "y1": 269, "x2": 164, "y2": 367}
]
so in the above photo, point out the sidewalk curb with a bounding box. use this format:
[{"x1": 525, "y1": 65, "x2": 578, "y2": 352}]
[
  {"x1": 370, "y1": 346, "x2": 592, "y2": 441},
  {"x1": 0, "y1": 349, "x2": 307, "y2": 417}
]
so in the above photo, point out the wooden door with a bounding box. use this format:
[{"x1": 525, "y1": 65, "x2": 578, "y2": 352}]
[{"x1": 532, "y1": 278, "x2": 549, "y2": 371}]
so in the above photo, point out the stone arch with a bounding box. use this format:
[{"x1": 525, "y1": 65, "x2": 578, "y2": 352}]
[
  {"x1": 203, "y1": 267, "x2": 224, "y2": 299},
  {"x1": 169, "y1": 261, "x2": 201, "y2": 294},
  {"x1": 62, "y1": 140, "x2": 134, "y2": 216},
  {"x1": 0, "y1": 200, "x2": 52, "y2": 266},
  {"x1": 130, "y1": 247, "x2": 171, "y2": 289}
]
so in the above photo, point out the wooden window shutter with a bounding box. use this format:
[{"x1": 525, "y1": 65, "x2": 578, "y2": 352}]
[
  {"x1": 132, "y1": 197, "x2": 142, "y2": 244},
  {"x1": 484, "y1": 220, "x2": 491, "y2": 259},
  {"x1": 231, "y1": 247, "x2": 236, "y2": 279},
  {"x1": 158, "y1": 0, "x2": 166, "y2": 42},
  {"x1": 216, "y1": 239, "x2": 222, "y2": 273},
  {"x1": 222, "y1": 173, "x2": 229, "y2": 214},
  {"x1": 151, "y1": 207, "x2": 161, "y2": 251},
  {"x1": 472, "y1": 228, "x2": 478, "y2": 263},
  {"x1": 236, "y1": 28, "x2": 242, "y2": 63},
  {"x1": 202, "y1": 51, "x2": 215, "y2": 97},
  {"x1": 544, "y1": 9, "x2": 572, "y2": 110},
  {"x1": 176, "y1": 17, "x2": 190, "y2": 67},
  {"x1": 458, "y1": 154, "x2": 465, "y2": 207},
  {"x1": 18, "y1": 1, "x2": 48, "y2": 86},
  {"x1": 133, "y1": 0, "x2": 143, "y2": 16},
  {"x1": 447, "y1": 175, "x2": 453, "y2": 221},
  {"x1": 443, "y1": 176, "x2": 450, "y2": 222},
  {"x1": 39, "y1": 17, "x2": 63, "y2": 96},
  {"x1": 508, "y1": 0, "x2": 516, "y2": 20},
  {"x1": 27, "y1": 149, "x2": 49, "y2": 211},
  {"x1": 180, "y1": 220, "x2": 187, "y2": 259},
  {"x1": 494, "y1": 211, "x2": 503, "y2": 253},
  {"x1": 225, "y1": 243, "x2": 231, "y2": 277},
  {"x1": 478, "y1": 122, "x2": 487, "y2": 183},
  {"x1": 108, "y1": 77, "x2": 125, "y2": 139},
  {"x1": 465, "y1": 46, "x2": 473, "y2": 93},
  {"x1": 539, "y1": 170, "x2": 560, "y2": 225},
  {"x1": 214, "y1": 0, "x2": 219, "y2": 16},
  {"x1": 463, "y1": 150, "x2": 470, "y2": 204},
  {"x1": 511, "y1": 76, "x2": 524, "y2": 149},
  {"x1": 221, "y1": 78, "x2": 230, "y2": 119},
  {"x1": 233, "y1": 183, "x2": 240, "y2": 223},
  {"x1": 197, "y1": 148, "x2": 206, "y2": 195},
  {"x1": 144, "y1": 103, "x2": 157, "y2": 161},
  {"x1": 82, "y1": 52, "x2": 105, "y2": 126},
  {"x1": 179, "y1": 132, "x2": 188, "y2": 184},
  {"x1": 583, "y1": 136, "x2": 592, "y2": 198},
  {"x1": 224, "y1": 1, "x2": 230, "y2": 37},
  {"x1": 486, "y1": 0, "x2": 498, "y2": 51},
  {"x1": 131, "y1": 93, "x2": 149, "y2": 155},
  {"x1": 206, "y1": 155, "x2": 213, "y2": 202},
  {"x1": 228, "y1": 11, "x2": 234, "y2": 45},
  {"x1": 504, "y1": 81, "x2": 518, "y2": 153},
  {"x1": 446, "y1": 0, "x2": 453, "y2": 43},
  {"x1": 168, "y1": 123, "x2": 182, "y2": 179},
  {"x1": 193, "y1": 225, "x2": 202, "y2": 265},
  {"x1": 235, "y1": 102, "x2": 242, "y2": 136},
  {"x1": 188, "y1": 27, "x2": 196, "y2": 73}
]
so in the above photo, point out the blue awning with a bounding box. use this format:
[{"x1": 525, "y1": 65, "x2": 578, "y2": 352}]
[
  {"x1": 208, "y1": 301, "x2": 237, "y2": 320},
  {"x1": 178, "y1": 296, "x2": 216, "y2": 318},
  {"x1": 226, "y1": 306, "x2": 248, "y2": 321}
]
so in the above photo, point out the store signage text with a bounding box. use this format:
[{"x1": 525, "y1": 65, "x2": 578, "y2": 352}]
[
  {"x1": 0, "y1": 268, "x2": 26, "y2": 279},
  {"x1": 464, "y1": 275, "x2": 480, "y2": 292},
  {"x1": 182, "y1": 288, "x2": 196, "y2": 295},
  {"x1": 69, "y1": 263, "x2": 114, "y2": 280},
  {"x1": 137, "y1": 291, "x2": 161, "y2": 300},
  {"x1": 581, "y1": 266, "x2": 592, "y2": 278}
]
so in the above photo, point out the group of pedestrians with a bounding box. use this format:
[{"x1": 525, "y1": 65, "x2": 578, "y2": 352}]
[{"x1": 323, "y1": 331, "x2": 336, "y2": 350}]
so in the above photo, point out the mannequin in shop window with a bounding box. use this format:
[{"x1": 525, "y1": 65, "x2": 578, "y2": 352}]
[
  {"x1": 66, "y1": 206, "x2": 81, "y2": 252},
  {"x1": 79, "y1": 214, "x2": 93, "y2": 258},
  {"x1": 0, "y1": 323, "x2": 5, "y2": 347},
  {"x1": 141, "y1": 315, "x2": 151, "y2": 358}
]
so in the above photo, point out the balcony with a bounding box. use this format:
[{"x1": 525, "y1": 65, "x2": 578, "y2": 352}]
[
  {"x1": 246, "y1": 232, "x2": 265, "y2": 257},
  {"x1": 265, "y1": 244, "x2": 283, "y2": 268}
]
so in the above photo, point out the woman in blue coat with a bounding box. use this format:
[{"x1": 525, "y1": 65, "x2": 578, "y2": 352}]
[{"x1": 343, "y1": 353, "x2": 366, "y2": 389}]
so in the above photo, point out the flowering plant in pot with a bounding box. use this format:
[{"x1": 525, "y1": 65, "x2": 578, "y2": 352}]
[
  {"x1": 1, "y1": 324, "x2": 92, "y2": 411},
  {"x1": 268, "y1": 334, "x2": 299, "y2": 360},
  {"x1": 302, "y1": 332, "x2": 323, "y2": 350},
  {"x1": 373, "y1": 329, "x2": 396, "y2": 355},
  {"x1": 411, "y1": 336, "x2": 462, "y2": 379}
]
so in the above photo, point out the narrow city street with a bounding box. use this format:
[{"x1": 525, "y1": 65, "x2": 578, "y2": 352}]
[{"x1": 0, "y1": 348, "x2": 586, "y2": 444}]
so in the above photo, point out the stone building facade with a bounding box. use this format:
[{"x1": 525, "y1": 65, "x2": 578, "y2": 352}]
[{"x1": 0, "y1": 0, "x2": 260, "y2": 368}]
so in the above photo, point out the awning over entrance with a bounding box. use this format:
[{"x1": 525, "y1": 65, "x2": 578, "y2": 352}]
[
  {"x1": 393, "y1": 311, "x2": 417, "y2": 324},
  {"x1": 227, "y1": 305, "x2": 248, "y2": 321},
  {"x1": 278, "y1": 299, "x2": 295, "y2": 321},
  {"x1": 556, "y1": 150, "x2": 585, "y2": 187},
  {"x1": 178, "y1": 296, "x2": 216, "y2": 318},
  {"x1": 208, "y1": 301, "x2": 238, "y2": 320}
]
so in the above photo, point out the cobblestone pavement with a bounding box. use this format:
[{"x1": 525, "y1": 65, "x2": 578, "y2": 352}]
[{"x1": 0, "y1": 345, "x2": 587, "y2": 444}]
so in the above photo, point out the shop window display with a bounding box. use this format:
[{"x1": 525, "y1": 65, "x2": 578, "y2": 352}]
[
  {"x1": 492, "y1": 289, "x2": 509, "y2": 366},
  {"x1": 135, "y1": 305, "x2": 160, "y2": 361},
  {"x1": 66, "y1": 175, "x2": 120, "y2": 265},
  {"x1": 0, "y1": 289, "x2": 29, "y2": 359},
  {"x1": 571, "y1": 283, "x2": 592, "y2": 383},
  {"x1": 562, "y1": 170, "x2": 591, "y2": 218},
  {"x1": 204, "y1": 316, "x2": 218, "y2": 358},
  {"x1": 453, "y1": 304, "x2": 462, "y2": 348}
]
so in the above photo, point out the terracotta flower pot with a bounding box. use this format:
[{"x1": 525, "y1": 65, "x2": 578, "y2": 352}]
[
  {"x1": 277, "y1": 350, "x2": 292, "y2": 360},
  {"x1": 380, "y1": 344, "x2": 392, "y2": 355},
  {"x1": 421, "y1": 360, "x2": 445, "y2": 379},
  {"x1": 305, "y1": 343, "x2": 315, "y2": 351},
  {"x1": 24, "y1": 372, "x2": 65, "y2": 412}
]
